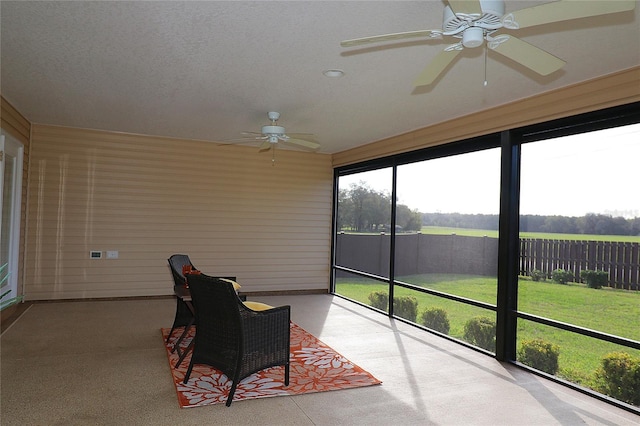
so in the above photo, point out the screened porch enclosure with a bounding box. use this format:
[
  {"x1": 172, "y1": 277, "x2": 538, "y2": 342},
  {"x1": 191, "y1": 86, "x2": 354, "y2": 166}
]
[{"x1": 332, "y1": 103, "x2": 640, "y2": 413}]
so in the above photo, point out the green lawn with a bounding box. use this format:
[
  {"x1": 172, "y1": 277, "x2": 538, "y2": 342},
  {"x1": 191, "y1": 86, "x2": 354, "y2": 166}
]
[
  {"x1": 335, "y1": 274, "x2": 640, "y2": 389},
  {"x1": 420, "y1": 226, "x2": 640, "y2": 242}
]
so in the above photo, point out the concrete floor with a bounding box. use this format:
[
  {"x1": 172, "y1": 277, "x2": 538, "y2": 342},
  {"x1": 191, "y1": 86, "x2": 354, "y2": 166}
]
[{"x1": 1, "y1": 294, "x2": 638, "y2": 425}]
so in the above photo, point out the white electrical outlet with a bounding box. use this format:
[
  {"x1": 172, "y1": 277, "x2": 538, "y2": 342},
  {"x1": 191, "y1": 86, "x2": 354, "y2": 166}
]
[{"x1": 106, "y1": 250, "x2": 119, "y2": 259}]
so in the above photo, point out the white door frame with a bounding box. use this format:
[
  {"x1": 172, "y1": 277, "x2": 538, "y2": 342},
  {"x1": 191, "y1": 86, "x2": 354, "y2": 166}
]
[{"x1": 0, "y1": 130, "x2": 25, "y2": 307}]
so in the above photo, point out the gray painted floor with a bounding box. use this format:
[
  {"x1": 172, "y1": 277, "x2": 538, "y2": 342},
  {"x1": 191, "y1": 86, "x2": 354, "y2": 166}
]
[{"x1": 1, "y1": 294, "x2": 638, "y2": 425}]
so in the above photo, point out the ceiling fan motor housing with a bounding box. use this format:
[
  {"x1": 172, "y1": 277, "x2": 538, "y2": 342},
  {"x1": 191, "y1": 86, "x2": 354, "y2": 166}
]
[
  {"x1": 264, "y1": 112, "x2": 285, "y2": 143},
  {"x1": 262, "y1": 125, "x2": 286, "y2": 143},
  {"x1": 443, "y1": 0, "x2": 505, "y2": 48}
]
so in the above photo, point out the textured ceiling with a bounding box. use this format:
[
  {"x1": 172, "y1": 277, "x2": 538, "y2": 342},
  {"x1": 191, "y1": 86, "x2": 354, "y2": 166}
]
[{"x1": 1, "y1": 1, "x2": 638, "y2": 154}]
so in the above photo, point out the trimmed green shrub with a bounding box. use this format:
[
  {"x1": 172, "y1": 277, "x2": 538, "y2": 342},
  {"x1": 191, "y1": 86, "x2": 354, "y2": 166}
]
[
  {"x1": 367, "y1": 291, "x2": 388, "y2": 311},
  {"x1": 530, "y1": 269, "x2": 546, "y2": 282},
  {"x1": 551, "y1": 269, "x2": 573, "y2": 284},
  {"x1": 393, "y1": 296, "x2": 418, "y2": 322},
  {"x1": 367, "y1": 292, "x2": 418, "y2": 321},
  {"x1": 581, "y1": 269, "x2": 608, "y2": 289},
  {"x1": 595, "y1": 352, "x2": 640, "y2": 406},
  {"x1": 420, "y1": 307, "x2": 450, "y2": 335},
  {"x1": 517, "y1": 338, "x2": 560, "y2": 375},
  {"x1": 463, "y1": 316, "x2": 495, "y2": 352}
]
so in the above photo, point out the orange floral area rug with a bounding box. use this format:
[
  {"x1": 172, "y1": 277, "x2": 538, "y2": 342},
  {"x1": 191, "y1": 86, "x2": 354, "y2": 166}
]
[{"x1": 161, "y1": 323, "x2": 382, "y2": 408}]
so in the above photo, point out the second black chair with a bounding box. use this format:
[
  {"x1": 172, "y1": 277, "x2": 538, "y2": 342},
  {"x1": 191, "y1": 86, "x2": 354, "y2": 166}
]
[{"x1": 166, "y1": 254, "x2": 197, "y2": 343}]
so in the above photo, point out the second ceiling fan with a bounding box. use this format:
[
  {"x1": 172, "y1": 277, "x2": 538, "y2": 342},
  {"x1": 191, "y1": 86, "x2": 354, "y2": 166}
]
[
  {"x1": 234, "y1": 111, "x2": 320, "y2": 152},
  {"x1": 341, "y1": 0, "x2": 635, "y2": 87}
]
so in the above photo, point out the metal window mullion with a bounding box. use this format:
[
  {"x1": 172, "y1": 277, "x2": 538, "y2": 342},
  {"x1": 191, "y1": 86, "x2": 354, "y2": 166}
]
[
  {"x1": 388, "y1": 163, "x2": 397, "y2": 316},
  {"x1": 496, "y1": 130, "x2": 520, "y2": 362}
]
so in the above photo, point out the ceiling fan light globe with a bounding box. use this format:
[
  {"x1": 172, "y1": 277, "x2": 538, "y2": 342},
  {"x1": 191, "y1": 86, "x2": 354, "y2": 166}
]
[{"x1": 462, "y1": 27, "x2": 484, "y2": 48}]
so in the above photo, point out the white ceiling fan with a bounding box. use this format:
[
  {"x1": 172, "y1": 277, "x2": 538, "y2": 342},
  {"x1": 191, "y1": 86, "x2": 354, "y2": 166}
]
[
  {"x1": 341, "y1": 0, "x2": 636, "y2": 87},
  {"x1": 231, "y1": 111, "x2": 320, "y2": 153}
]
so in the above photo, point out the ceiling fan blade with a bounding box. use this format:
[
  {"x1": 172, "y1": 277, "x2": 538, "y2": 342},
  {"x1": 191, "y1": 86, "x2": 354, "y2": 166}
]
[
  {"x1": 413, "y1": 48, "x2": 462, "y2": 87},
  {"x1": 503, "y1": 0, "x2": 635, "y2": 29},
  {"x1": 221, "y1": 137, "x2": 263, "y2": 144},
  {"x1": 240, "y1": 131, "x2": 266, "y2": 138},
  {"x1": 285, "y1": 137, "x2": 321, "y2": 150},
  {"x1": 489, "y1": 35, "x2": 565, "y2": 76},
  {"x1": 259, "y1": 141, "x2": 272, "y2": 152},
  {"x1": 287, "y1": 133, "x2": 318, "y2": 142},
  {"x1": 447, "y1": 0, "x2": 482, "y2": 16},
  {"x1": 341, "y1": 30, "x2": 441, "y2": 48}
]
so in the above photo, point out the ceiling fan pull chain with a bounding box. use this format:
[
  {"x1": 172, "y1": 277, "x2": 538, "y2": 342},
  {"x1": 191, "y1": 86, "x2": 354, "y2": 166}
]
[{"x1": 484, "y1": 46, "x2": 488, "y2": 87}]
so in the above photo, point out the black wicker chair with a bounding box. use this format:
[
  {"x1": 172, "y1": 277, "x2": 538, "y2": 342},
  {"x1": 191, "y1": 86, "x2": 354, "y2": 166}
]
[
  {"x1": 166, "y1": 254, "x2": 198, "y2": 343},
  {"x1": 183, "y1": 273, "x2": 290, "y2": 406}
]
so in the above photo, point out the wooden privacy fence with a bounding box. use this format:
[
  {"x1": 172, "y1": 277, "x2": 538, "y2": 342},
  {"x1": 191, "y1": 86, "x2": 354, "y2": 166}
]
[
  {"x1": 335, "y1": 234, "x2": 640, "y2": 291},
  {"x1": 519, "y1": 238, "x2": 639, "y2": 290}
]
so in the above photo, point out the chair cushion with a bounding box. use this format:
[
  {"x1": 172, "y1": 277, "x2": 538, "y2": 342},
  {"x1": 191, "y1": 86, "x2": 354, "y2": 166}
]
[
  {"x1": 243, "y1": 301, "x2": 274, "y2": 311},
  {"x1": 219, "y1": 278, "x2": 242, "y2": 291}
]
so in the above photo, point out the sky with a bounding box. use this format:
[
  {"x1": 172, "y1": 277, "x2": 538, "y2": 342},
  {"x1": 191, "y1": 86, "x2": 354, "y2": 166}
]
[{"x1": 339, "y1": 122, "x2": 640, "y2": 218}]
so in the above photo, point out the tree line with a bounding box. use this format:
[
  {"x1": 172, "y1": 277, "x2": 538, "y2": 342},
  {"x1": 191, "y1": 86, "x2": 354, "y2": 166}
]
[
  {"x1": 423, "y1": 213, "x2": 640, "y2": 236},
  {"x1": 337, "y1": 182, "x2": 421, "y2": 232},
  {"x1": 339, "y1": 182, "x2": 640, "y2": 236}
]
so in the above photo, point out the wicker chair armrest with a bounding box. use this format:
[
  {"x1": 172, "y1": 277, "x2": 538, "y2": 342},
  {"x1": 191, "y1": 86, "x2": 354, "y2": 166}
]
[
  {"x1": 240, "y1": 304, "x2": 290, "y2": 328},
  {"x1": 239, "y1": 305, "x2": 291, "y2": 353}
]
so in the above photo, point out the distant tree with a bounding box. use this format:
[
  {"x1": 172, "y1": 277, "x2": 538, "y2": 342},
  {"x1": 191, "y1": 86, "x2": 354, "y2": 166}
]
[
  {"x1": 576, "y1": 213, "x2": 632, "y2": 236},
  {"x1": 368, "y1": 189, "x2": 391, "y2": 231},
  {"x1": 603, "y1": 216, "x2": 630, "y2": 236},
  {"x1": 403, "y1": 209, "x2": 422, "y2": 232},
  {"x1": 469, "y1": 214, "x2": 499, "y2": 230},
  {"x1": 630, "y1": 217, "x2": 640, "y2": 236},
  {"x1": 396, "y1": 204, "x2": 422, "y2": 232},
  {"x1": 348, "y1": 183, "x2": 367, "y2": 232},
  {"x1": 520, "y1": 215, "x2": 547, "y2": 233},
  {"x1": 541, "y1": 216, "x2": 578, "y2": 234},
  {"x1": 338, "y1": 181, "x2": 391, "y2": 232},
  {"x1": 336, "y1": 188, "x2": 351, "y2": 231},
  {"x1": 577, "y1": 213, "x2": 600, "y2": 235}
]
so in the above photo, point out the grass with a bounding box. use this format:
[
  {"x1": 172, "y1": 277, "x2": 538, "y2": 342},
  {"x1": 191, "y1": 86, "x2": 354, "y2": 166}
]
[
  {"x1": 420, "y1": 226, "x2": 640, "y2": 243},
  {"x1": 335, "y1": 274, "x2": 640, "y2": 389}
]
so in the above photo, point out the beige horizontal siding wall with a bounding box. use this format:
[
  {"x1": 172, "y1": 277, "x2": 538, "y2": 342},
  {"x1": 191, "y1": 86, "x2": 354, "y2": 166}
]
[
  {"x1": 26, "y1": 125, "x2": 332, "y2": 300},
  {"x1": 1, "y1": 96, "x2": 31, "y2": 301},
  {"x1": 333, "y1": 66, "x2": 640, "y2": 167}
]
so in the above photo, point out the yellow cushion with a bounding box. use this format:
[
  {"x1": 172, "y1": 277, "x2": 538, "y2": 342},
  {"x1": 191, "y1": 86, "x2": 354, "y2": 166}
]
[
  {"x1": 219, "y1": 278, "x2": 242, "y2": 291},
  {"x1": 243, "y1": 301, "x2": 274, "y2": 311}
]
